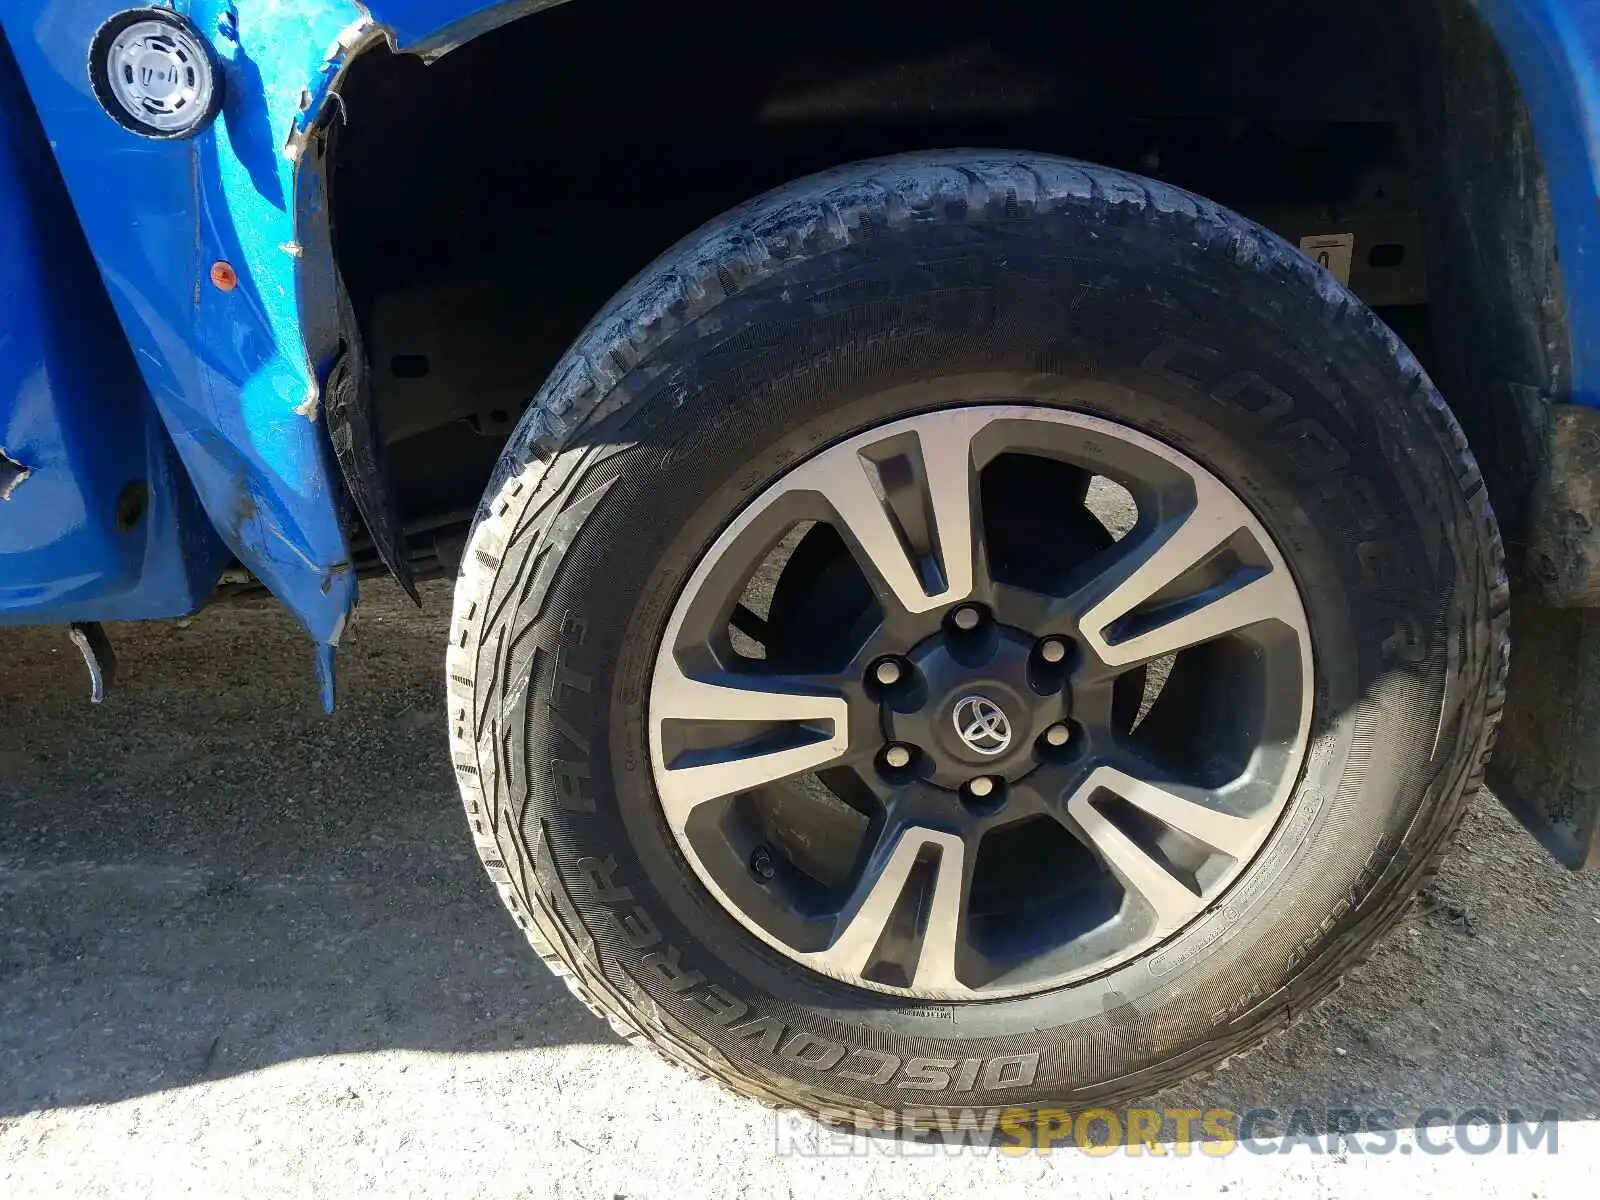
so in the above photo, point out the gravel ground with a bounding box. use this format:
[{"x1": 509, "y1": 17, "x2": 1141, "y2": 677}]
[{"x1": 2, "y1": 580, "x2": 1597, "y2": 1198}]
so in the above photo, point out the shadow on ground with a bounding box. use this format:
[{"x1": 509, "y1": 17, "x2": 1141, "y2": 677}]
[
  {"x1": 2, "y1": 582, "x2": 1597, "y2": 1131},
  {"x1": 0, "y1": 583, "x2": 611, "y2": 1114}
]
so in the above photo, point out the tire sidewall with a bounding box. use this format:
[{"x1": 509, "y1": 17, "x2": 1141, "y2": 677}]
[{"x1": 464, "y1": 196, "x2": 1482, "y2": 1111}]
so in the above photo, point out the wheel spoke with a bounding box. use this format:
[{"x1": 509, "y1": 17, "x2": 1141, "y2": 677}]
[
  {"x1": 1100, "y1": 570, "x2": 1286, "y2": 665},
  {"x1": 651, "y1": 663, "x2": 852, "y2": 828},
  {"x1": 1065, "y1": 764, "x2": 1272, "y2": 934},
  {"x1": 783, "y1": 412, "x2": 987, "y2": 615},
  {"x1": 989, "y1": 580, "x2": 1057, "y2": 631},
  {"x1": 806, "y1": 823, "x2": 967, "y2": 993},
  {"x1": 1077, "y1": 474, "x2": 1294, "y2": 667},
  {"x1": 1089, "y1": 764, "x2": 1269, "y2": 857}
]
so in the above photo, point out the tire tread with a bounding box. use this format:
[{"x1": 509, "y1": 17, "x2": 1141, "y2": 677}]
[{"x1": 446, "y1": 152, "x2": 1509, "y2": 1127}]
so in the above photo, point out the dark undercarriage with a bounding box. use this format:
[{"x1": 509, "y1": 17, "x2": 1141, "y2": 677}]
[{"x1": 324, "y1": 0, "x2": 1447, "y2": 586}]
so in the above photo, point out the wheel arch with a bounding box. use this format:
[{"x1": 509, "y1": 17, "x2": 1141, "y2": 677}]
[
  {"x1": 311, "y1": 0, "x2": 1600, "y2": 864},
  {"x1": 335, "y1": 1, "x2": 1595, "y2": 402}
]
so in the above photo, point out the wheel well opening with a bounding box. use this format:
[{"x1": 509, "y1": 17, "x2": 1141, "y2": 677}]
[{"x1": 322, "y1": 0, "x2": 1559, "y2": 583}]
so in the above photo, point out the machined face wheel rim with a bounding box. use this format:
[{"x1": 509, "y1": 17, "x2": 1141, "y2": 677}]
[{"x1": 648, "y1": 405, "x2": 1313, "y2": 1000}]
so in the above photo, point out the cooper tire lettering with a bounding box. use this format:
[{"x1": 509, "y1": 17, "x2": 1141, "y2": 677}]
[
  {"x1": 550, "y1": 759, "x2": 596, "y2": 813},
  {"x1": 780, "y1": 1032, "x2": 848, "y2": 1072},
  {"x1": 1212, "y1": 370, "x2": 1295, "y2": 423},
  {"x1": 1143, "y1": 334, "x2": 1224, "y2": 389},
  {"x1": 836, "y1": 1048, "x2": 900, "y2": 1086},
  {"x1": 641, "y1": 945, "x2": 704, "y2": 993},
  {"x1": 726, "y1": 1016, "x2": 785, "y2": 1056},
  {"x1": 897, "y1": 1058, "x2": 958, "y2": 1092},
  {"x1": 616, "y1": 904, "x2": 662, "y2": 950},
  {"x1": 981, "y1": 1052, "x2": 1040, "y2": 1090},
  {"x1": 694, "y1": 984, "x2": 748, "y2": 1027},
  {"x1": 573, "y1": 854, "x2": 632, "y2": 903},
  {"x1": 1283, "y1": 417, "x2": 1352, "y2": 474}
]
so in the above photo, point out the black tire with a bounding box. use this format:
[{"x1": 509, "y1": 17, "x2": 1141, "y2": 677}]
[{"x1": 447, "y1": 152, "x2": 1507, "y2": 1124}]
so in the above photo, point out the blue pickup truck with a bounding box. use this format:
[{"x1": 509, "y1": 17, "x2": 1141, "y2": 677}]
[{"x1": 2, "y1": 0, "x2": 1594, "y2": 1124}]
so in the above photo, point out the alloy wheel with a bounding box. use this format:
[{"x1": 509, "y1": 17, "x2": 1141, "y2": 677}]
[{"x1": 648, "y1": 405, "x2": 1312, "y2": 999}]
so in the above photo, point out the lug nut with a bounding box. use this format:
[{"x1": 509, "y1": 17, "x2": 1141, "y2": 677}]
[
  {"x1": 873, "y1": 658, "x2": 904, "y2": 687},
  {"x1": 750, "y1": 845, "x2": 776, "y2": 880},
  {"x1": 1044, "y1": 723, "x2": 1071, "y2": 747},
  {"x1": 1039, "y1": 637, "x2": 1068, "y2": 664},
  {"x1": 967, "y1": 776, "x2": 996, "y2": 799},
  {"x1": 884, "y1": 744, "x2": 913, "y2": 770},
  {"x1": 952, "y1": 606, "x2": 982, "y2": 631}
]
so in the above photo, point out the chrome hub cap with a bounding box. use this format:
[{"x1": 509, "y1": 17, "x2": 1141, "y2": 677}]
[
  {"x1": 883, "y1": 619, "x2": 1066, "y2": 788},
  {"x1": 649, "y1": 405, "x2": 1312, "y2": 999},
  {"x1": 953, "y1": 695, "x2": 1011, "y2": 757}
]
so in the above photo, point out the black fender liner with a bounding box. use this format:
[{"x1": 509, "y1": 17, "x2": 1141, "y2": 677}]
[
  {"x1": 294, "y1": 116, "x2": 417, "y2": 604},
  {"x1": 1416, "y1": 0, "x2": 1597, "y2": 868},
  {"x1": 1488, "y1": 404, "x2": 1600, "y2": 869}
]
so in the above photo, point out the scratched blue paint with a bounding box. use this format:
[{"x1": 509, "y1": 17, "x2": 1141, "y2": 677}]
[
  {"x1": 0, "y1": 34, "x2": 226, "y2": 622},
  {"x1": 0, "y1": 0, "x2": 366, "y2": 648}
]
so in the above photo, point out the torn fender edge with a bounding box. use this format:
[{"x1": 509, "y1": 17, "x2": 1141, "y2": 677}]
[
  {"x1": 286, "y1": 13, "x2": 419, "y2": 604},
  {"x1": 285, "y1": 14, "x2": 387, "y2": 161},
  {"x1": 274, "y1": 4, "x2": 608, "y2": 604},
  {"x1": 0, "y1": 447, "x2": 29, "y2": 500}
]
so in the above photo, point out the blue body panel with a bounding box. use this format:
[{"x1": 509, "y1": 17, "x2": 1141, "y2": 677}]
[
  {"x1": 2, "y1": 0, "x2": 1600, "y2": 645},
  {"x1": 0, "y1": 35, "x2": 226, "y2": 622},
  {"x1": 1476, "y1": 0, "x2": 1600, "y2": 406},
  {"x1": 0, "y1": 0, "x2": 366, "y2": 646}
]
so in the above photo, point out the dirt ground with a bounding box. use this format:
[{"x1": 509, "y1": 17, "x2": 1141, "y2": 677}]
[{"x1": 2, "y1": 580, "x2": 1597, "y2": 1197}]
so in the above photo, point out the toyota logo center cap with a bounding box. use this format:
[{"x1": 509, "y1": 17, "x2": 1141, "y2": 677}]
[{"x1": 953, "y1": 694, "x2": 1013, "y2": 756}]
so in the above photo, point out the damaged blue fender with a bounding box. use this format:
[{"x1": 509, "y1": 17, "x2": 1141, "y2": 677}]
[
  {"x1": 0, "y1": 36, "x2": 228, "y2": 622},
  {"x1": 0, "y1": 0, "x2": 374, "y2": 675}
]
